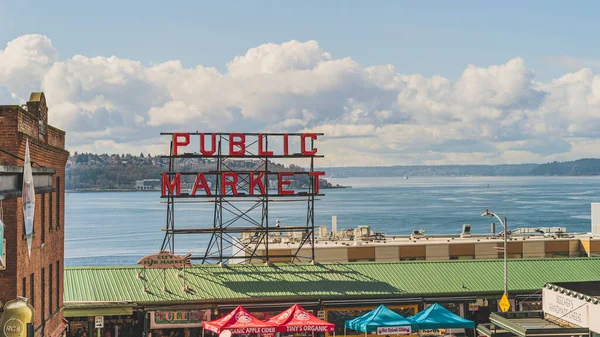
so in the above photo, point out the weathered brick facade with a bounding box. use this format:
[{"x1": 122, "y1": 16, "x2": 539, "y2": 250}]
[{"x1": 0, "y1": 93, "x2": 69, "y2": 337}]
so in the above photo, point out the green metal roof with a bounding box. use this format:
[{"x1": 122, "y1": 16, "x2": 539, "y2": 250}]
[{"x1": 64, "y1": 258, "x2": 600, "y2": 305}]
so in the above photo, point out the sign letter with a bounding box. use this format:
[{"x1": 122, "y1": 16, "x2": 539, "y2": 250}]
[
  {"x1": 309, "y1": 171, "x2": 325, "y2": 194},
  {"x1": 249, "y1": 172, "x2": 266, "y2": 195},
  {"x1": 229, "y1": 133, "x2": 246, "y2": 156},
  {"x1": 221, "y1": 172, "x2": 239, "y2": 195},
  {"x1": 191, "y1": 173, "x2": 212, "y2": 195},
  {"x1": 278, "y1": 172, "x2": 294, "y2": 195},
  {"x1": 301, "y1": 133, "x2": 318, "y2": 155},
  {"x1": 173, "y1": 133, "x2": 190, "y2": 156},
  {"x1": 257, "y1": 134, "x2": 273, "y2": 156},
  {"x1": 200, "y1": 133, "x2": 217, "y2": 156},
  {"x1": 161, "y1": 173, "x2": 181, "y2": 196}
]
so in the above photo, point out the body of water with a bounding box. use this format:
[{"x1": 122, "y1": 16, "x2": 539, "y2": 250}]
[{"x1": 65, "y1": 176, "x2": 600, "y2": 266}]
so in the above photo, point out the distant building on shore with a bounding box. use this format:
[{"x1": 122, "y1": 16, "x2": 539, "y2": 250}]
[{"x1": 135, "y1": 178, "x2": 161, "y2": 190}]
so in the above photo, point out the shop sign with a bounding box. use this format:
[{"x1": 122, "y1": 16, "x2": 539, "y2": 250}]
[
  {"x1": 377, "y1": 326, "x2": 411, "y2": 335},
  {"x1": 542, "y1": 288, "x2": 589, "y2": 327},
  {"x1": 94, "y1": 316, "x2": 104, "y2": 328},
  {"x1": 227, "y1": 327, "x2": 277, "y2": 334},
  {"x1": 417, "y1": 329, "x2": 445, "y2": 336},
  {"x1": 138, "y1": 251, "x2": 192, "y2": 269},
  {"x1": 150, "y1": 310, "x2": 210, "y2": 329},
  {"x1": 316, "y1": 310, "x2": 326, "y2": 320}
]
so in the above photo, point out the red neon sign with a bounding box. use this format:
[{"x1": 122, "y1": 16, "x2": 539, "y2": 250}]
[{"x1": 161, "y1": 133, "x2": 324, "y2": 198}]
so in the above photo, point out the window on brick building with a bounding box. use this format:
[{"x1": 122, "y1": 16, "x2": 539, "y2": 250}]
[
  {"x1": 49, "y1": 264, "x2": 53, "y2": 314},
  {"x1": 41, "y1": 268, "x2": 45, "y2": 320},
  {"x1": 22, "y1": 277, "x2": 26, "y2": 298},
  {"x1": 30, "y1": 273, "x2": 34, "y2": 307},
  {"x1": 56, "y1": 260, "x2": 60, "y2": 310},
  {"x1": 56, "y1": 177, "x2": 61, "y2": 229},
  {"x1": 49, "y1": 190, "x2": 53, "y2": 231},
  {"x1": 41, "y1": 193, "x2": 45, "y2": 244}
]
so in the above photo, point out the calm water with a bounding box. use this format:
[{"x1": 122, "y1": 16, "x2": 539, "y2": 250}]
[{"x1": 65, "y1": 176, "x2": 600, "y2": 266}]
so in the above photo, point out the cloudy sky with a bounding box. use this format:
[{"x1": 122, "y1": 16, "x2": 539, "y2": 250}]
[{"x1": 1, "y1": 0, "x2": 600, "y2": 167}]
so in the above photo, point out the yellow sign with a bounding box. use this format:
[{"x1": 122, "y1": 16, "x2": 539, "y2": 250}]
[{"x1": 499, "y1": 293, "x2": 510, "y2": 312}]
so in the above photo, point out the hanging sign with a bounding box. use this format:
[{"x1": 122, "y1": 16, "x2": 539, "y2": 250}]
[
  {"x1": 22, "y1": 140, "x2": 35, "y2": 257},
  {"x1": 377, "y1": 326, "x2": 412, "y2": 335},
  {"x1": 0, "y1": 297, "x2": 34, "y2": 337},
  {"x1": 0, "y1": 218, "x2": 5, "y2": 270},
  {"x1": 94, "y1": 316, "x2": 104, "y2": 328},
  {"x1": 499, "y1": 293, "x2": 510, "y2": 313},
  {"x1": 138, "y1": 251, "x2": 192, "y2": 269}
]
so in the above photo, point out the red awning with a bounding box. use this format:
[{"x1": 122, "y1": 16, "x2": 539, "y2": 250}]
[
  {"x1": 265, "y1": 304, "x2": 335, "y2": 333},
  {"x1": 202, "y1": 306, "x2": 278, "y2": 335}
]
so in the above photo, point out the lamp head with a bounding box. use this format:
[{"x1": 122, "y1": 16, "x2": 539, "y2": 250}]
[{"x1": 481, "y1": 209, "x2": 493, "y2": 217}]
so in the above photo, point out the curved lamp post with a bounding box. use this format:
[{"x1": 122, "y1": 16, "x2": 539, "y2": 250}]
[{"x1": 482, "y1": 209, "x2": 508, "y2": 297}]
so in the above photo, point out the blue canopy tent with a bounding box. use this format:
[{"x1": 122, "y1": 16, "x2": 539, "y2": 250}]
[
  {"x1": 344, "y1": 305, "x2": 413, "y2": 336},
  {"x1": 408, "y1": 304, "x2": 475, "y2": 330}
]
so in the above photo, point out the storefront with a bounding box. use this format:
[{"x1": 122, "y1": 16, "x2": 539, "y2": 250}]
[{"x1": 66, "y1": 314, "x2": 142, "y2": 337}]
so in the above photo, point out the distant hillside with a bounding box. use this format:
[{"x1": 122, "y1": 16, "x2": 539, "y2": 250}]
[
  {"x1": 65, "y1": 152, "x2": 342, "y2": 191},
  {"x1": 65, "y1": 154, "x2": 600, "y2": 190},
  {"x1": 530, "y1": 158, "x2": 600, "y2": 176},
  {"x1": 323, "y1": 158, "x2": 600, "y2": 177}
]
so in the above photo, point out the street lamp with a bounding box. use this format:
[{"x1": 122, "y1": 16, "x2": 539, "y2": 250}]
[{"x1": 482, "y1": 209, "x2": 508, "y2": 297}]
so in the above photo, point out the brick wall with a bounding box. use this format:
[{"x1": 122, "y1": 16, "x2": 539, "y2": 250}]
[{"x1": 0, "y1": 93, "x2": 68, "y2": 337}]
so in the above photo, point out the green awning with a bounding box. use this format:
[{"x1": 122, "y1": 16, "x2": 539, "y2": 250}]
[{"x1": 64, "y1": 306, "x2": 134, "y2": 318}]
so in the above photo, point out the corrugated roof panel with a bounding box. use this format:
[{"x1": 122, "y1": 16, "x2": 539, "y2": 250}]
[{"x1": 64, "y1": 258, "x2": 600, "y2": 305}]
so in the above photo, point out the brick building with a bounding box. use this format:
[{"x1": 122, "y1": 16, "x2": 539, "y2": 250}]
[{"x1": 0, "y1": 92, "x2": 69, "y2": 337}]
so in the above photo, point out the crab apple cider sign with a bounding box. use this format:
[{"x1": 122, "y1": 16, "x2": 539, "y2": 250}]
[{"x1": 161, "y1": 132, "x2": 325, "y2": 197}]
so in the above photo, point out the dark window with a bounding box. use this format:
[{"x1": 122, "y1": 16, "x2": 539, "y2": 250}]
[
  {"x1": 30, "y1": 273, "x2": 34, "y2": 307},
  {"x1": 22, "y1": 277, "x2": 26, "y2": 298},
  {"x1": 56, "y1": 177, "x2": 61, "y2": 229},
  {"x1": 49, "y1": 189, "x2": 53, "y2": 231},
  {"x1": 41, "y1": 193, "x2": 45, "y2": 244},
  {"x1": 56, "y1": 261, "x2": 60, "y2": 310},
  {"x1": 41, "y1": 268, "x2": 45, "y2": 320},
  {"x1": 49, "y1": 264, "x2": 53, "y2": 314}
]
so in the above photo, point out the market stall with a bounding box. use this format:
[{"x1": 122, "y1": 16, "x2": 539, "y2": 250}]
[
  {"x1": 408, "y1": 304, "x2": 475, "y2": 334},
  {"x1": 202, "y1": 305, "x2": 278, "y2": 336},
  {"x1": 344, "y1": 305, "x2": 413, "y2": 336},
  {"x1": 265, "y1": 304, "x2": 335, "y2": 334}
]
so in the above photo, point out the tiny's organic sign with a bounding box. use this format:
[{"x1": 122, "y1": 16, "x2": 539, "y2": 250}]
[
  {"x1": 150, "y1": 310, "x2": 210, "y2": 329},
  {"x1": 138, "y1": 251, "x2": 192, "y2": 269}
]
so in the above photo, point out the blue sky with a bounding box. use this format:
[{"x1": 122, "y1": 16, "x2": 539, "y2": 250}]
[
  {"x1": 2, "y1": 0, "x2": 599, "y2": 81},
  {"x1": 1, "y1": 1, "x2": 600, "y2": 166}
]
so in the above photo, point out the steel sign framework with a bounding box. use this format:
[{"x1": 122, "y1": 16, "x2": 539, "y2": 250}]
[{"x1": 159, "y1": 132, "x2": 325, "y2": 264}]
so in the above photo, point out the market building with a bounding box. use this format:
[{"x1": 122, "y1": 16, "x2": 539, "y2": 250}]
[
  {"x1": 63, "y1": 257, "x2": 600, "y2": 337},
  {"x1": 0, "y1": 92, "x2": 69, "y2": 337}
]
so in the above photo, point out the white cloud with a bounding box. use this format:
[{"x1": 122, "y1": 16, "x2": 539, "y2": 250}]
[{"x1": 1, "y1": 34, "x2": 600, "y2": 166}]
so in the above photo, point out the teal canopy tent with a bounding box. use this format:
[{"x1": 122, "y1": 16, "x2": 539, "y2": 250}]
[
  {"x1": 408, "y1": 304, "x2": 475, "y2": 329},
  {"x1": 344, "y1": 305, "x2": 413, "y2": 335}
]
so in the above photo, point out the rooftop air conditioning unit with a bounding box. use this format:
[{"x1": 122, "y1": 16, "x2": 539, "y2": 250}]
[{"x1": 461, "y1": 224, "x2": 472, "y2": 238}]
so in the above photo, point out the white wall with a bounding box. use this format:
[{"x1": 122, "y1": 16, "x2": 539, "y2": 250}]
[{"x1": 591, "y1": 203, "x2": 600, "y2": 236}]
